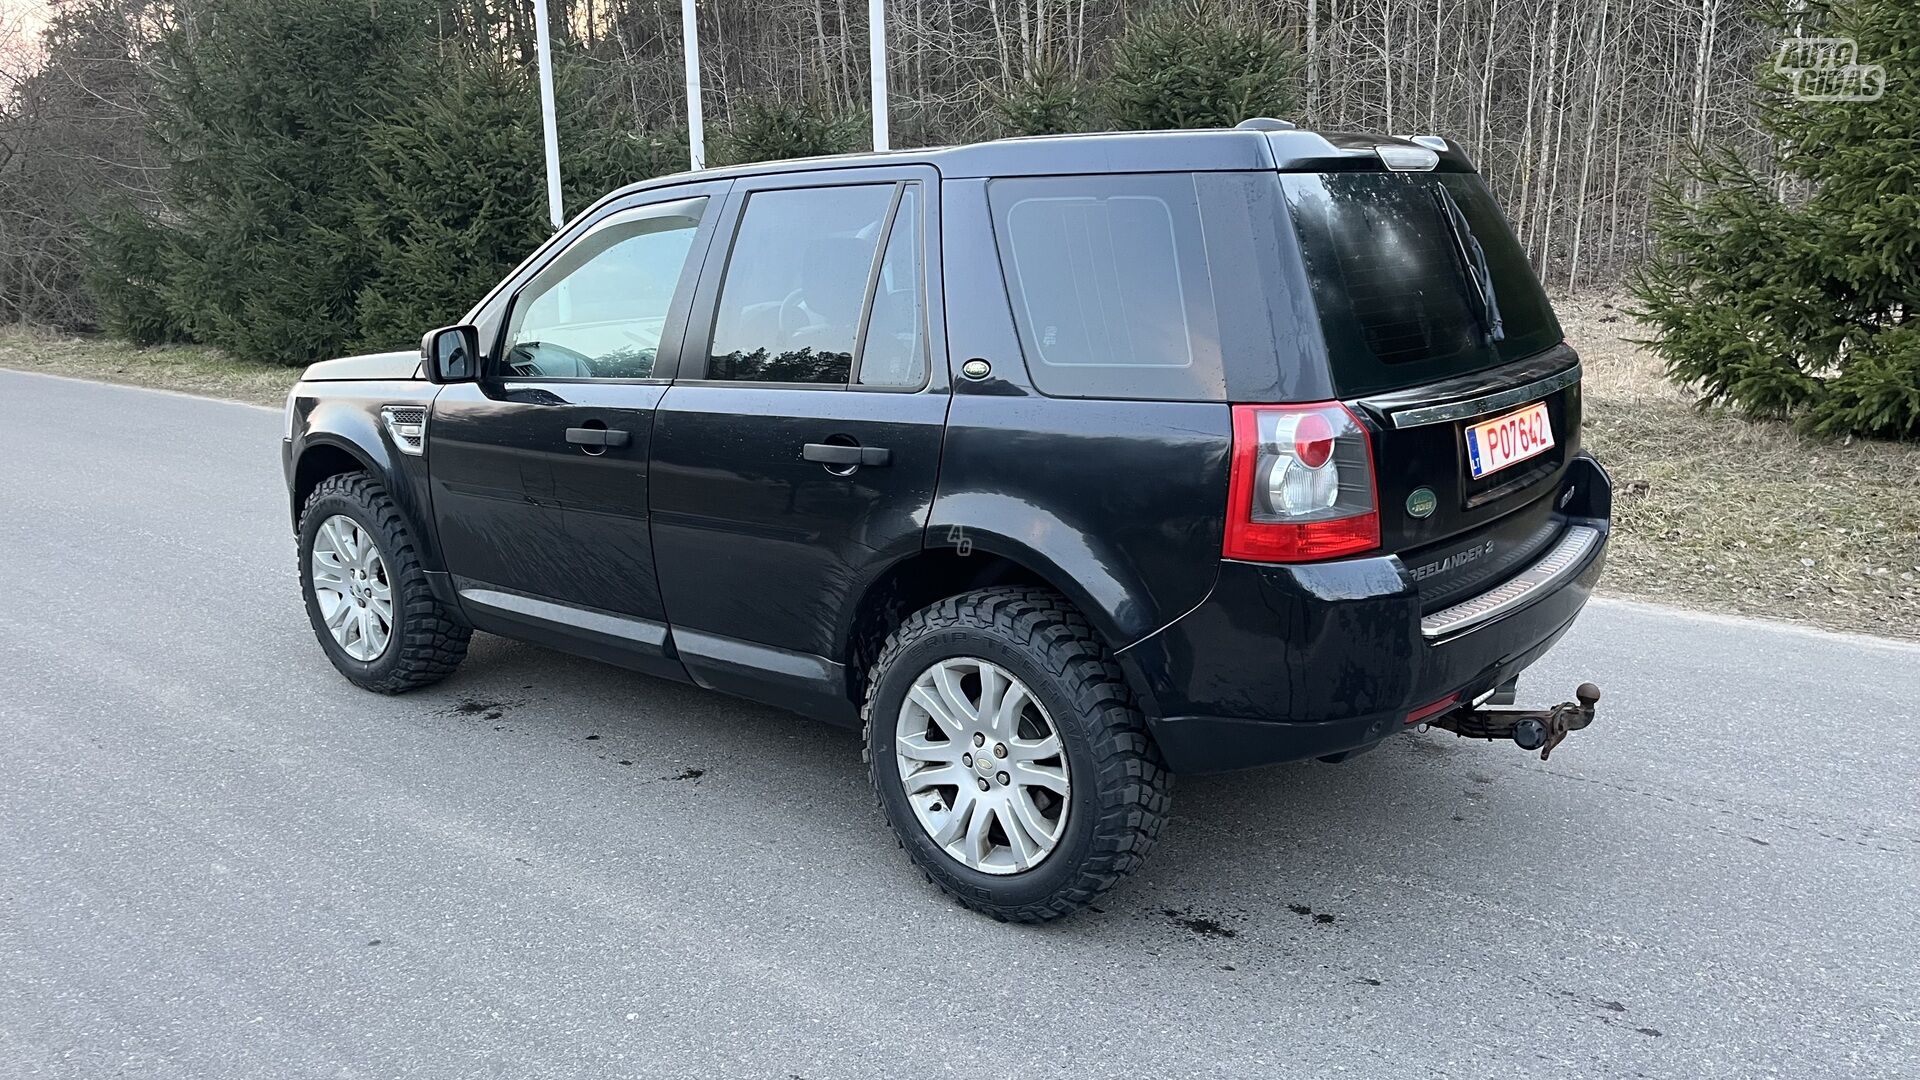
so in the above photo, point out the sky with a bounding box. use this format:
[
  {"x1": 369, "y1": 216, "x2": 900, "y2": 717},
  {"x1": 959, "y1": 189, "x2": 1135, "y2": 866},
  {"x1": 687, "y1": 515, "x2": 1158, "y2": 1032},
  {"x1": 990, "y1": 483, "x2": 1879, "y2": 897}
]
[
  {"x1": 0, "y1": 1, "x2": 47, "y2": 80},
  {"x1": 1, "y1": 0, "x2": 47, "y2": 34},
  {"x1": 0, "y1": 1, "x2": 47, "y2": 59}
]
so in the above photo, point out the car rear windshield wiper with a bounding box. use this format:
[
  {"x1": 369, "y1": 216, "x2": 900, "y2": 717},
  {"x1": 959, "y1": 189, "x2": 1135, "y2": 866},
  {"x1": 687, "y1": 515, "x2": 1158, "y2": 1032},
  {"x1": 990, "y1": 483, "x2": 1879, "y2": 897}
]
[{"x1": 1433, "y1": 185, "x2": 1505, "y2": 345}]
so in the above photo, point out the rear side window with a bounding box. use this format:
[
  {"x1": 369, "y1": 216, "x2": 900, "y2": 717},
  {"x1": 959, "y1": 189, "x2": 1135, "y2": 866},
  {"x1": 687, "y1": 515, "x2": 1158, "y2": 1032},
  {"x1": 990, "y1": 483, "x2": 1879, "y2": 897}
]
[
  {"x1": 706, "y1": 184, "x2": 894, "y2": 385},
  {"x1": 991, "y1": 175, "x2": 1219, "y2": 400},
  {"x1": 1280, "y1": 172, "x2": 1561, "y2": 396},
  {"x1": 988, "y1": 173, "x2": 1314, "y2": 402}
]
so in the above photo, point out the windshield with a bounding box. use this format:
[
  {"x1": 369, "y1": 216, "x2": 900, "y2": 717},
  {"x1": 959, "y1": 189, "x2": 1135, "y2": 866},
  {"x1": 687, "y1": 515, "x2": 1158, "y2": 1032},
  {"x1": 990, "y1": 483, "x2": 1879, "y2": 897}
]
[{"x1": 1280, "y1": 172, "x2": 1560, "y2": 396}]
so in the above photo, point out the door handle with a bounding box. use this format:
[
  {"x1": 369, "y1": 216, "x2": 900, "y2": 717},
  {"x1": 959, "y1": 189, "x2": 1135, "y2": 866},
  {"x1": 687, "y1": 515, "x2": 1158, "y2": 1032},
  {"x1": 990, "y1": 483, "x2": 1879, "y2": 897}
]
[
  {"x1": 803, "y1": 443, "x2": 890, "y2": 467},
  {"x1": 566, "y1": 426, "x2": 630, "y2": 448}
]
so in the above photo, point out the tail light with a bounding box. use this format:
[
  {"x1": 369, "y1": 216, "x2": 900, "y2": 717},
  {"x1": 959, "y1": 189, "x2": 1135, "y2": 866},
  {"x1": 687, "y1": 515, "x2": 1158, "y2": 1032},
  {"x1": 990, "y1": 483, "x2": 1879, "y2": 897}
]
[{"x1": 1224, "y1": 402, "x2": 1379, "y2": 562}]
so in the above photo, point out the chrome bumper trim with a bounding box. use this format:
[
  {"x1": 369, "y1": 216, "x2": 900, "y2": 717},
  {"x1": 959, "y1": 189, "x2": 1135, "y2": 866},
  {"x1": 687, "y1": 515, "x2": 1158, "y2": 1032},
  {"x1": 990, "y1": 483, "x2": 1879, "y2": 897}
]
[{"x1": 1420, "y1": 525, "x2": 1601, "y2": 639}]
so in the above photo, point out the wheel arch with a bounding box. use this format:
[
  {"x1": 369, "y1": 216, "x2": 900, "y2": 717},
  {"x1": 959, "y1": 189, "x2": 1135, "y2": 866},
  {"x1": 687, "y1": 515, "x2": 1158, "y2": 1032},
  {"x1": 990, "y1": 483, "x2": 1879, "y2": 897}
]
[
  {"x1": 289, "y1": 394, "x2": 449, "y2": 580},
  {"x1": 838, "y1": 542, "x2": 1163, "y2": 719},
  {"x1": 290, "y1": 437, "x2": 380, "y2": 530}
]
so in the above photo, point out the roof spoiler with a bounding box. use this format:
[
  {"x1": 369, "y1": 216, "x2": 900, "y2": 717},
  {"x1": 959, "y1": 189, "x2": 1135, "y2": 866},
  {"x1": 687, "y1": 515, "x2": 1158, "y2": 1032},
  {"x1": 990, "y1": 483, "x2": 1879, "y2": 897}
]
[{"x1": 1263, "y1": 130, "x2": 1478, "y2": 174}]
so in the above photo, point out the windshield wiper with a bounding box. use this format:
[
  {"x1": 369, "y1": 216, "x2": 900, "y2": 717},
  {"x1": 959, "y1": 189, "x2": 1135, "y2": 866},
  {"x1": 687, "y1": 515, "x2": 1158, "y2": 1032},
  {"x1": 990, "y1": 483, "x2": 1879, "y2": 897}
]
[{"x1": 1433, "y1": 186, "x2": 1505, "y2": 345}]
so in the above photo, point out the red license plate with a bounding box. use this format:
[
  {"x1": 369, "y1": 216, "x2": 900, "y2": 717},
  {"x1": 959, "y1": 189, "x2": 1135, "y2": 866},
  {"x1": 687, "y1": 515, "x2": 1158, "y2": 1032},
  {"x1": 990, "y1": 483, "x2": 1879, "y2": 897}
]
[{"x1": 1464, "y1": 402, "x2": 1554, "y2": 479}]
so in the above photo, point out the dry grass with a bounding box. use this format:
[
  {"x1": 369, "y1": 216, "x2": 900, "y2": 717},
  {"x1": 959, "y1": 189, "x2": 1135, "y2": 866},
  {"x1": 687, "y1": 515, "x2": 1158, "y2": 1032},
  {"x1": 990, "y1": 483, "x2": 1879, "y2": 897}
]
[
  {"x1": 4, "y1": 312, "x2": 1917, "y2": 639},
  {"x1": 1563, "y1": 295, "x2": 1920, "y2": 640},
  {"x1": 0, "y1": 327, "x2": 295, "y2": 407}
]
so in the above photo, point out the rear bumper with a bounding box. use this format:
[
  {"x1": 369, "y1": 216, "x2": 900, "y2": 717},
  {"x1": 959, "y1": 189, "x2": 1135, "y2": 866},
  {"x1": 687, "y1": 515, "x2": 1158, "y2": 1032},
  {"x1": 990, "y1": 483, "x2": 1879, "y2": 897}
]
[{"x1": 1120, "y1": 453, "x2": 1611, "y2": 773}]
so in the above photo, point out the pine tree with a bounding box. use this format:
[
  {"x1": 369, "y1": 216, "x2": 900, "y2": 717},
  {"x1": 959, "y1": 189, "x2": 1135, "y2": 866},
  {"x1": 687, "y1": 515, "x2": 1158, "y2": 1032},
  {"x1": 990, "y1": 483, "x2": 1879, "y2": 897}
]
[
  {"x1": 352, "y1": 52, "x2": 550, "y2": 351},
  {"x1": 141, "y1": 0, "x2": 436, "y2": 366},
  {"x1": 992, "y1": 60, "x2": 1096, "y2": 137},
  {"x1": 1634, "y1": 0, "x2": 1920, "y2": 440},
  {"x1": 86, "y1": 205, "x2": 182, "y2": 345},
  {"x1": 1101, "y1": 1, "x2": 1300, "y2": 132},
  {"x1": 715, "y1": 98, "x2": 864, "y2": 166}
]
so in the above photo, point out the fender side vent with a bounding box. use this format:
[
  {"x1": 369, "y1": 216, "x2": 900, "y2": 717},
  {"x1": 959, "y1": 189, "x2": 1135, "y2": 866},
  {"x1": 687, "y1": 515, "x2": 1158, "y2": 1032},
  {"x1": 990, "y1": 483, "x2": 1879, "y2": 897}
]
[{"x1": 380, "y1": 406, "x2": 427, "y2": 456}]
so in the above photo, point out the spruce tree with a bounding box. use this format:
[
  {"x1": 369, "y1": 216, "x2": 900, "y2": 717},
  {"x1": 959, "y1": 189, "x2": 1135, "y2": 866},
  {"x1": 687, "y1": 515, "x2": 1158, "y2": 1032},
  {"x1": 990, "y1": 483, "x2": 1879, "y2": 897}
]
[
  {"x1": 1634, "y1": 0, "x2": 1920, "y2": 439},
  {"x1": 144, "y1": 0, "x2": 435, "y2": 366},
  {"x1": 1101, "y1": 0, "x2": 1299, "y2": 131},
  {"x1": 352, "y1": 52, "x2": 550, "y2": 351},
  {"x1": 351, "y1": 55, "x2": 687, "y2": 351},
  {"x1": 715, "y1": 98, "x2": 863, "y2": 166},
  {"x1": 556, "y1": 92, "x2": 686, "y2": 216},
  {"x1": 5, "y1": 0, "x2": 166, "y2": 331},
  {"x1": 86, "y1": 206, "x2": 182, "y2": 346},
  {"x1": 992, "y1": 61, "x2": 1096, "y2": 136}
]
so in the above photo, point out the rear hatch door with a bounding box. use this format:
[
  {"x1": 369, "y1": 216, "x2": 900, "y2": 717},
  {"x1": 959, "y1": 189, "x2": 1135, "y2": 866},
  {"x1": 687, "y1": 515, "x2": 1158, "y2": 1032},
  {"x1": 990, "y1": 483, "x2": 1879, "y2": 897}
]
[
  {"x1": 1277, "y1": 161, "x2": 1580, "y2": 612},
  {"x1": 1357, "y1": 348, "x2": 1583, "y2": 613}
]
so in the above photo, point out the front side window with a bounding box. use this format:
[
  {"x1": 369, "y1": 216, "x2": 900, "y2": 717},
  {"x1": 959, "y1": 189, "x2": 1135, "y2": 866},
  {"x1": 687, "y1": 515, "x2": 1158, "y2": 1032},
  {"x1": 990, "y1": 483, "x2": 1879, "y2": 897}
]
[
  {"x1": 501, "y1": 196, "x2": 707, "y2": 380},
  {"x1": 707, "y1": 184, "x2": 897, "y2": 385}
]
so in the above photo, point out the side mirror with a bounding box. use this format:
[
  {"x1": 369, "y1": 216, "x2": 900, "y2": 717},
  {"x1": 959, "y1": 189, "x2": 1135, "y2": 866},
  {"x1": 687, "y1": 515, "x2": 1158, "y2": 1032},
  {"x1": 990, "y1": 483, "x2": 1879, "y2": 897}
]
[{"x1": 421, "y1": 325, "x2": 479, "y2": 384}]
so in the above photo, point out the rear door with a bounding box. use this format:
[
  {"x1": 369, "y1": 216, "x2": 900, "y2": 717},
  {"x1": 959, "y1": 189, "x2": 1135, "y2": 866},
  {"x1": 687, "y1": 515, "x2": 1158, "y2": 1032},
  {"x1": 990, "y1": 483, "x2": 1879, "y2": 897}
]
[
  {"x1": 649, "y1": 166, "x2": 948, "y2": 718},
  {"x1": 1277, "y1": 168, "x2": 1580, "y2": 610},
  {"x1": 427, "y1": 181, "x2": 728, "y2": 676}
]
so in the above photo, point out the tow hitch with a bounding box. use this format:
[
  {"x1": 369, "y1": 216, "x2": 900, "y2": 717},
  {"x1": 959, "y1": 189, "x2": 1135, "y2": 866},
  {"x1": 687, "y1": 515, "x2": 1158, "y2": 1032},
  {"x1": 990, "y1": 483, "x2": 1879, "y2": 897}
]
[{"x1": 1423, "y1": 683, "x2": 1600, "y2": 761}]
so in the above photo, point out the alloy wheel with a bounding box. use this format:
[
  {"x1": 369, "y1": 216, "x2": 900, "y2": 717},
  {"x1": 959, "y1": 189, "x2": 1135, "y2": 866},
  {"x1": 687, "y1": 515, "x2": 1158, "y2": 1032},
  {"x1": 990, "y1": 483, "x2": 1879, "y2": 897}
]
[
  {"x1": 894, "y1": 657, "x2": 1071, "y2": 875},
  {"x1": 309, "y1": 514, "x2": 393, "y2": 662}
]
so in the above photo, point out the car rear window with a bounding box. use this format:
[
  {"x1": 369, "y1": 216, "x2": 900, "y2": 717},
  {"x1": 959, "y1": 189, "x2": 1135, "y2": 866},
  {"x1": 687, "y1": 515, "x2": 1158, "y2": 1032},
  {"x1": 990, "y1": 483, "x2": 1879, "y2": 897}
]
[
  {"x1": 987, "y1": 169, "x2": 1559, "y2": 402},
  {"x1": 1279, "y1": 172, "x2": 1561, "y2": 396},
  {"x1": 988, "y1": 173, "x2": 1313, "y2": 402}
]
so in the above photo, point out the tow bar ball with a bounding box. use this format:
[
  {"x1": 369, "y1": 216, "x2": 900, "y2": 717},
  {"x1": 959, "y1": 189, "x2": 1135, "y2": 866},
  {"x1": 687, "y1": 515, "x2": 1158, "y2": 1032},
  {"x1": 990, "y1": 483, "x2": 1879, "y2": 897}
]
[{"x1": 1426, "y1": 682, "x2": 1602, "y2": 761}]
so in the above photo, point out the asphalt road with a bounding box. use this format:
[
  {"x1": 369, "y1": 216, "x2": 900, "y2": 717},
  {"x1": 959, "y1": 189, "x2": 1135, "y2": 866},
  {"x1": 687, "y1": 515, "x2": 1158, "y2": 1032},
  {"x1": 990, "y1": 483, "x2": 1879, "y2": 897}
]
[{"x1": 2, "y1": 368, "x2": 1915, "y2": 1079}]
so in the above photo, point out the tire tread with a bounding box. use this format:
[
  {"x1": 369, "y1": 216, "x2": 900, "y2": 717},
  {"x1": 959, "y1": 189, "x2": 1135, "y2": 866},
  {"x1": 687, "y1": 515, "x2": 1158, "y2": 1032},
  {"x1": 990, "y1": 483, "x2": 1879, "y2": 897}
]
[
  {"x1": 862, "y1": 586, "x2": 1172, "y2": 922},
  {"x1": 301, "y1": 472, "x2": 469, "y2": 693}
]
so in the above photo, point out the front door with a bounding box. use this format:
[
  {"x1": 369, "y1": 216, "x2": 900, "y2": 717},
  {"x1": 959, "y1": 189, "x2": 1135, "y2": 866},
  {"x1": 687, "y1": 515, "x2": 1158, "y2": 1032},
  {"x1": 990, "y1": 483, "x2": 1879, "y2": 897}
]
[
  {"x1": 649, "y1": 168, "x2": 950, "y2": 718},
  {"x1": 428, "y1": 185, "x2": 727, "y2": 677}
]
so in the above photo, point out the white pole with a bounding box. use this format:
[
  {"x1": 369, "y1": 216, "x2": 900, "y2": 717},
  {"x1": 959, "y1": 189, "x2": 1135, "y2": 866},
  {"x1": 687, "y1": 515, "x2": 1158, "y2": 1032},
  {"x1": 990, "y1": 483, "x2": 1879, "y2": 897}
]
[
  {"x1": 681, "y1": 0, "x2": 705, "y2": 170},
  {"x1": 531, "y1": 0, "x2": 565, "y2": 229},
  {"x1": 868, "y1": 0, "x2": 888, "y2": 152}
]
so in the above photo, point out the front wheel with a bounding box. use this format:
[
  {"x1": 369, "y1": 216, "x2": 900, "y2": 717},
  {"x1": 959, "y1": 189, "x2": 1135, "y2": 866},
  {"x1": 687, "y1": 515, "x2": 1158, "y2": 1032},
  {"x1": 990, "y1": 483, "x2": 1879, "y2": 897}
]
[
  {"x1": 864, "y1": 587, "x2": 1172, "y2": 921},
  {"x1": 298, "y1": 471, "x2": 471, "y2": 693}
]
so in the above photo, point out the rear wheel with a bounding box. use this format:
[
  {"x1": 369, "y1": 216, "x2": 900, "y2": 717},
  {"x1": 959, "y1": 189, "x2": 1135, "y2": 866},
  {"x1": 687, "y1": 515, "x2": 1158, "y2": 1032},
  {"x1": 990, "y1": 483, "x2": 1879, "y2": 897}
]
[
  {"x1": 298, "y1": 472, "x2": 470, "y2": 693},
  {"x1": 864, "y1": 587, "x2": 1172, "y2": 921}
]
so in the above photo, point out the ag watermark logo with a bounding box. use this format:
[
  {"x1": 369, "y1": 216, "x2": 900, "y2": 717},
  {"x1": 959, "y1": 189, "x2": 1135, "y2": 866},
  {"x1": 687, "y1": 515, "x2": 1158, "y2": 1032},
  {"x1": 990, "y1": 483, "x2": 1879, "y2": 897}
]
[{"x1": 1775, "y1": 37, "x2": 1886, "y2": 102}]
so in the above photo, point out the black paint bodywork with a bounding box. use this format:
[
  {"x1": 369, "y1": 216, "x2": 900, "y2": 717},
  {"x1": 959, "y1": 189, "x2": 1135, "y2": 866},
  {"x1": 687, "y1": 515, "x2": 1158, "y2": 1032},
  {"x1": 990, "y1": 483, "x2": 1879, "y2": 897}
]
[
  {"x1": 282, "y1": 128, "x2": 1612, "y2": 773},
  {"x1": 1120, "y1": 454, "x2": 1610, "y2": 771}
]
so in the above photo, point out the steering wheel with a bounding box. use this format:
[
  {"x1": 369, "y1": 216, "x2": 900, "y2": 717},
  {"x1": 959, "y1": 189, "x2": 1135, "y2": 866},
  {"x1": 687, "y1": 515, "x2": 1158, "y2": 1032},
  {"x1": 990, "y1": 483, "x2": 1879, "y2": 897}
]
[
  {"x1": 505, "y1": 340, "x2": 596, "y2": 379},
  {"x1": 778, "y1": 288, "x2": 822, "y2": 339}
]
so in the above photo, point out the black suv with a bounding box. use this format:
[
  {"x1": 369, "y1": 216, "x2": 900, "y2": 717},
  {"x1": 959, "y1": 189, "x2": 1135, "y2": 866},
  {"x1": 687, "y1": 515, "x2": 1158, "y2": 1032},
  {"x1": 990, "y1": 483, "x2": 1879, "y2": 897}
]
[{"x1": 282, "y1": 126, "x2": 1611, "y2": 921}]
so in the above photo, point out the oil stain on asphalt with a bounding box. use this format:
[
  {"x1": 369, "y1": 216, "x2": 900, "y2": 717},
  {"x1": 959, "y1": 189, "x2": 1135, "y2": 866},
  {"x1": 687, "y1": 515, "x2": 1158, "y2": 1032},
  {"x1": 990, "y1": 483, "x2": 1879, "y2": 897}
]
[
  {"x1": 1553, "y1": 990, "x2": 1663, "y2": 1037},
  {"x1": 1162, "y1": 908, "x2": 1239, "y2": 938},
  {"x1": 1288, "y1": 903, "x2": 1338, "y2": 925}
]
